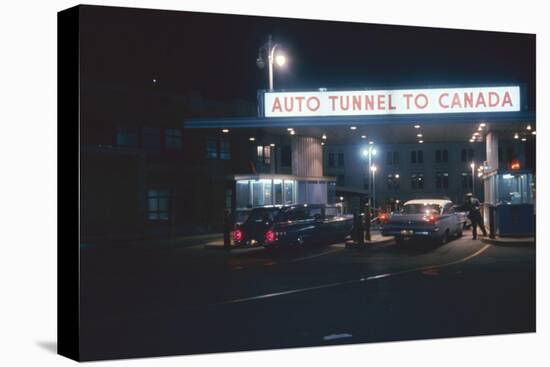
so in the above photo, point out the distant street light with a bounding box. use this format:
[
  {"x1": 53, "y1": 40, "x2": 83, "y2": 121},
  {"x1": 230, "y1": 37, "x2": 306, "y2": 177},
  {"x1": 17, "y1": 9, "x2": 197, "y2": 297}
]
[
  {"x1": 370, "y1": 165, "x2": 378, "y2": 208},
  {"x1": 257, "y1": 35, "x2": 286, "y2": 91}
]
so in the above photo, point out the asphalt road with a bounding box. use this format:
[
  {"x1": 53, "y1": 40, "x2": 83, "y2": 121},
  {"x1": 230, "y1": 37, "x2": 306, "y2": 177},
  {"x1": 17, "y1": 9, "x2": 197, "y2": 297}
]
[{"x1": 79, "y1": 235, "x2": 535, "y2": 361}]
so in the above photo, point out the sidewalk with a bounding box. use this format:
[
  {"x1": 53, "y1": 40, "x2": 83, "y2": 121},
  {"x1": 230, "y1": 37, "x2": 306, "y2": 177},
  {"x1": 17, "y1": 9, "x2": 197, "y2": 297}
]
[{"x1": 82, "y1": 232, "x2": 224, "y2": 251}]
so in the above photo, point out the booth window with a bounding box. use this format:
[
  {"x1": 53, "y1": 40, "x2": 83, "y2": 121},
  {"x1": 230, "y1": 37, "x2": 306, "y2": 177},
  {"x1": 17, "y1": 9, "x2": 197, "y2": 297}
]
[
  {"x1": 256, "y1": 145, "x2": 271, "y2": 164},
  {"x1": 436, "y1": 172, "x2": 449, "y2": 189},
  {"x1": 116, "y1": 127, "x2": 138, "y2": 146},
  {"x1": 461, "y1": 172, "x2": 473, "y2": 189},
  {"x1": 147, "y1": 189, "x2": 170, "y2": 221},
  {"x1": 338, "y1": 152, "x2": 345, "y2": 167},
  {"x1": 165, "y1": 128, "x2": 182, "y2": 149},
  {"x1": 411, "y1": 173, "x2": 424, "y2": 190}
]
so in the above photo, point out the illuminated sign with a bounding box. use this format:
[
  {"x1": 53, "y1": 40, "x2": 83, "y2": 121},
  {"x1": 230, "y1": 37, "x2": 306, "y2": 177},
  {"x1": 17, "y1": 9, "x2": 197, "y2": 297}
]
[{"x1": 263, "y1": 86, "x2": 520, "y2": 117}]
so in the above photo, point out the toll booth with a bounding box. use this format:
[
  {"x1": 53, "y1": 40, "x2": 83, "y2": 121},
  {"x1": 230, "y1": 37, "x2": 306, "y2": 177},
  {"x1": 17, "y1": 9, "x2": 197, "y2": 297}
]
[
  {"x1": 483, "y1": 169, "x2": 535, "y2": 236},
  {"x1": 227, "y1": 174, "x2": 336, "y2": 224}
]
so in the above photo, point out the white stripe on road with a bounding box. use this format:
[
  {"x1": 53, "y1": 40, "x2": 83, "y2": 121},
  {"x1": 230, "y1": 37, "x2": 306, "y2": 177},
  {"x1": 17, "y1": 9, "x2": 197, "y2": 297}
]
[
  {"x1": 220, "y1": 244, "x2": 491, "y2": 305},
  {"x1": 323, "y1": 333, "x2": 353, "y2": 341}
]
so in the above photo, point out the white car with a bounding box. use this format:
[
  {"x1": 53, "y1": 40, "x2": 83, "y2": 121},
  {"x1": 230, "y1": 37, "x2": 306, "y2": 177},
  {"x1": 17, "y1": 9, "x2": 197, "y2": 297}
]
[{"x1": 380, "y1": 199, "x2": 466, "y2": 244}]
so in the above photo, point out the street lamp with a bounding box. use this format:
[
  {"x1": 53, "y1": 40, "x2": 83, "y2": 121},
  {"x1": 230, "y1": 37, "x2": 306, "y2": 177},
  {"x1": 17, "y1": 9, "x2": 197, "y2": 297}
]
[
  {"x1": 470, "y1": 162, "x2": 475, "y2": 196},
  {"x1": 257, "y1": 35, "x2": 286, "y2": 91}
]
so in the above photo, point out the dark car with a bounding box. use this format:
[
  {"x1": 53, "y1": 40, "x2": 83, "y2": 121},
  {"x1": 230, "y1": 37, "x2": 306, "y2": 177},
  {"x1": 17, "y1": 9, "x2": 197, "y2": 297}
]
[
  {"x1": 233, "y1": 206, "x2": 281, "y2": 247},
  {"x1": 262, "y1": 204, "x2": 353, "y2": 248}
]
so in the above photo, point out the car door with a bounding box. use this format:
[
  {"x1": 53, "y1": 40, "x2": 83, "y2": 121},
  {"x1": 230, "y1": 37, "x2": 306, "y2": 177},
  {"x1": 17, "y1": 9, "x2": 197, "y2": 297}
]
[{"x1": 441, "y1": 203, "x2": 457, "y2": 234}]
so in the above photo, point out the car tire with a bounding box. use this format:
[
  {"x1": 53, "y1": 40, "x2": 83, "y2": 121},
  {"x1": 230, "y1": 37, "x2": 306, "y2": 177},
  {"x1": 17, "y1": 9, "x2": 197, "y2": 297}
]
[
  {"x1": 395, "y1": 236, "x2": 404, "y2": 245},
  {"x1": 456, "y1": 226, "x2": 463, "y2": 238},
  {"x1": 441, "y1": 230, "x2": 449, "y2": 245}
]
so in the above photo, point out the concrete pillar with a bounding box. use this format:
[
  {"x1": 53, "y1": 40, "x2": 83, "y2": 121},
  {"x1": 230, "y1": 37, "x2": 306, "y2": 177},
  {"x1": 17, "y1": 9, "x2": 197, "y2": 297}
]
[
  {"x1": 291, "y1": 136, "x2": 323, "y2": 177},
  {"x1": 486, "y1": 131, "x2": 499, "y2": 172}
]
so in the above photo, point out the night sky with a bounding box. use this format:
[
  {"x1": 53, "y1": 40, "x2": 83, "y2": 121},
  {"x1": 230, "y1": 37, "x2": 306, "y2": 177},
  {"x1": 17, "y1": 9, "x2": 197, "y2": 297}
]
[{"x1": 79, "y1": 5, "x2": 536, "y2": 110}]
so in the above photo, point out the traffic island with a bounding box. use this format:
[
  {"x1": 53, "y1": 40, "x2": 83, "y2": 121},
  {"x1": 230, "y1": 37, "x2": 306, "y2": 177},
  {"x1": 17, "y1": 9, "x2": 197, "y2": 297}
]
[
  {"x1": 480, "y1": 236, "x2": 535, "y2": 247},
  {"x1": 345, "y1": 234, "x2": 395, "y2": 249}
]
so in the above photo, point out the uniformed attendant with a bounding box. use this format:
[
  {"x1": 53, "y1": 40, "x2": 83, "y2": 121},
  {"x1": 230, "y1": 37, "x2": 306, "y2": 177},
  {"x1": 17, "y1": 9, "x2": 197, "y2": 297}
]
[{"x1": 457, "y1": 193, "x2": 487, "y2": 239}]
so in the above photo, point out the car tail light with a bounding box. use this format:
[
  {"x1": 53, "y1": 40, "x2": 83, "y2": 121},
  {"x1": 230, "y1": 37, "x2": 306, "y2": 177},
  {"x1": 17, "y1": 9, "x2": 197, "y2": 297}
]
[
  {"x1": 265, "y1": 229, "x2": 277, "y2": 243},
  {"x1": 233, "y1": 228, "x2": 243, "y2": 242},
  {"x1": 426, "y1": 214, "x2": 438, "y2": 225},
  {"x1": 378, "y1": 213, "x2": 389, "y2": 224}
]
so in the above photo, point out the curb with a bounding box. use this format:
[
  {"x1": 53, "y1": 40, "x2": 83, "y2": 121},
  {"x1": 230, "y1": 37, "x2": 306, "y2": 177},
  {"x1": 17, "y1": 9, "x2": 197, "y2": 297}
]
[{"x1": 480, "y1": 237, "x2": 535, "y2": 247}]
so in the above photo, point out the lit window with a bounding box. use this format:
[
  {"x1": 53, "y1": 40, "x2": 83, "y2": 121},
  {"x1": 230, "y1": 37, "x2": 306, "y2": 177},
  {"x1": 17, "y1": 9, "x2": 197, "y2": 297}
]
[
  {"x1": 206, "y1": 138, "x2": 218, "y2": 159},
  {"x1": 116, "y1": 127, "x2": 138, "y2": 146},
  {"x1": 411, "y1": 173, "x2": 424, "y2": 190},
  {"x1": 147, "y1": 189, "x2": 170, "y2": 221},
  {"x1": 220, "y1": 140, "x2": 231, "y2": 160}
]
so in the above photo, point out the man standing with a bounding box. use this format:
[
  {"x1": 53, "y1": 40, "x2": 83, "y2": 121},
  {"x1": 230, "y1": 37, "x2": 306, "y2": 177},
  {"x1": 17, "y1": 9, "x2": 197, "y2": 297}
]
[{"x1": 457, "y1": 193, "x2": 487, "y2": 239}]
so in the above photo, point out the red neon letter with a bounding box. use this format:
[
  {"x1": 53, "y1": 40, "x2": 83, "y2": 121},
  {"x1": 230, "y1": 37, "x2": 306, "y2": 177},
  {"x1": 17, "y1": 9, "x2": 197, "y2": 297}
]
[
  {"x1": 439, "y1": 93, "x2": 449, "y2": 108},
  {"x1": 502, "y1": 91, "x2": 513, "y2": 107},
  {"x1": 272, "y1": 97, "x2": 282, "y2": 113},
  {"x1": 307, "y1": 96, "x2": 321, "y2": 112}
]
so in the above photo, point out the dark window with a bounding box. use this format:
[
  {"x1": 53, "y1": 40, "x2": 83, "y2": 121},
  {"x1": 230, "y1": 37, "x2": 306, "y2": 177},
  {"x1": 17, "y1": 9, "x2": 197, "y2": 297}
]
[
  {"x1": 206, "y1": 138, "x2": 218, "y2": 159},
  {"x1": 418, "y1": 150, "x2": 423, "y2": 163},
  {"x1": 393, "y1": 151, "x2": 399, "y2": 165},
  {"x1": 281, "y1": 145, "x2": 291, "y2": 167},
  {"x1": 328, "y1": 152, "x2": 335, "y2": 168},
  {"x1": 337, "y1": 174, "x2": 345, "y2": 187},
  {"x1": 220, "y1": 140, "x2": 231, "y2": 160},
  {"x1": 411, "y1": 173, "x2": 424, "y2": 190},
  {"x1": 387, "y1": 151, "x2": 393, "y2": 165},
  {"x1": 142, "y1": 127, "x2": 161, "y2": 148},
  {"x1": 461, "y1": 172, "x2": 473, "y2": 189},
  {"x1": 387, "y1": 174, "x2": 400, "y2": 190},
  {"x1": 461, "y1": 149, "x2": 467, "y2": 162},
  {"x1": 442, "y1": 149, "x2": 448, "y2": 163},
  {"x1": 468, "y1": 148, "x2": 474, "y2": 161},
  {"x1": 411, "y1": 151, "x2": 417, "y2": 164},
  {"x1": 115, "y1": 127, "x2": 138, "y2": 146},
  {"x1": 436, "y1": 172, "x2": 449, "y2": 189},
  {"x1": 337, "y1": 152, "x2": 345, "y2": 167},
  {"x1": 435, "y1": 150, "x2": 441, "y2": 163},
  {"x1": 147, "y1": 189, "x2": 170, "y2": 221},
  {"x1": 165, "y1": 128, "x2": 182, "y2": 149}
]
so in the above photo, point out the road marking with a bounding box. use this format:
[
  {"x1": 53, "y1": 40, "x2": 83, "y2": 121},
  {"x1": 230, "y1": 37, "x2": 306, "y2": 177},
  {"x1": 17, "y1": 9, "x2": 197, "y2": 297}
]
[
  {"x1": 219, "y1": 244, "x2": 491, "y2": 305},
  {"x1": 323, "y1": 333, "x2": 353, "y2": 341}
]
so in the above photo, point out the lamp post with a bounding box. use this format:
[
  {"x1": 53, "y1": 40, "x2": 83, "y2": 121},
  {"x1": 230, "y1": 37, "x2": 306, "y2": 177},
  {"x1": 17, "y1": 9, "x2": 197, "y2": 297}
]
[
  {"x1": 470, "y1": 162, "x2": 476, "y2": 196},
  {"x1": 371, "y1": 165, "x2": 378, "y2": 209},
  {"x1": 362, "y1": 146, "x2": 377, "y2": 208},
  {"x1": 257, "y1": 35, "x2": 286, "y2": 91}
]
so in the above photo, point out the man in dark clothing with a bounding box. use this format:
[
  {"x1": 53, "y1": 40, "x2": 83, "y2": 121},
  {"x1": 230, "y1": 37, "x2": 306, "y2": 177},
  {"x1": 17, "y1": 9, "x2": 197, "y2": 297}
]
[{"x1": 456, "y1": 193, "x2": 487, "y2": 239}]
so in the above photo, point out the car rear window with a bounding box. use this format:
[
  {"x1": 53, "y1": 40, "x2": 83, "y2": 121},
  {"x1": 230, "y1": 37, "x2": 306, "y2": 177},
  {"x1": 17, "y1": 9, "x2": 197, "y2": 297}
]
[
  {"x1": 246, "y1": 208, "x2": 279, "y2": 223},
  {"x1": 276, "y1": 207, "x2": 308, "y2": 221},
  {"x1": 401, "y1": 204, "x2": 441, "y2": 215}
]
